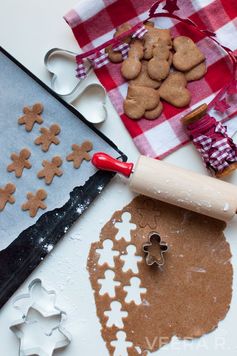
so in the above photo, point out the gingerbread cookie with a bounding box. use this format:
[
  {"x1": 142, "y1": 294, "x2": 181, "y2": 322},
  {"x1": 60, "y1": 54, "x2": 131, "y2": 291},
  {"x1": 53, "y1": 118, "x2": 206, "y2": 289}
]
[
  {"x1": 66, "y1": 141, "x2": 93, "y2": 169},
  {"x1": 145, "y1": 100, "x2": 163, "y2": 120},
  {"x1": 143, "y1": 22, "x2": 172, "y2": 60},
  {"x1": 7, "y1": 148, "x2": 31, "y2": 178},
  {"x1": 106, "y1": 23, "x2": 132, "y2": 63},
  {"x1": 0, "y1": 183, "x2": 16, "y2": 211},
  {"x1": 34, "y1": 124, "x2": 61, "y2": 152},
  {"x1": 159, "y1": 72, "x2": 191, "y2": 107},
  {"x1": 124, "y1": 85, "x2": 160, "y2": 120},
  {"x1": 185, "y1": 61, "x2": 207, "y2": 81},
  {"x1": 147, "y1": 40, "x2": 171, "y2": 81},
  {"x1": 121, "y1": 39, "x2": 143, "y2": 80},
  {"x1": 22, "y1": 189, "x2": 47, "y2": 217},
  {"x1": 130, "y1": 60, "x2": 161, "y2": 89},
  {"x1": 18, "y1": 103, "x2": 44, "y2": 132},
  {"x1": 37, "y1": 156, "x2": 63, "y2": 185},
  {"x1": 173, "y1": 36, "x2": 205, "y2": 71}
]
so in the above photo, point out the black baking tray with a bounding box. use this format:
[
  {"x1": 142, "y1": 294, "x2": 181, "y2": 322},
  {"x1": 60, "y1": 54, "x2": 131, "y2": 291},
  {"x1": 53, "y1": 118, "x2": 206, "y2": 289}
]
[{"x1": 0, "y1": 46, "x2": 126, "y2": 309}]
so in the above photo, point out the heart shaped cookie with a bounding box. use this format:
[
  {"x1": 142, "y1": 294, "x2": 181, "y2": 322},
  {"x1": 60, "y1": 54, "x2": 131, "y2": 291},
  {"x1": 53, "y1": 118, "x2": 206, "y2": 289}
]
[
  {"x1": 185, "y1": 61, "x2": 207, "y2": 81},
  {"x1": 159, "y1": 72, "x2": 191, "y2": 107},
  {"x1": 173, "y1": 36, "x2": 205, "y2": 71},
  {"x1": 124, "y1": 85, "x2": 159, "y2": 119}
]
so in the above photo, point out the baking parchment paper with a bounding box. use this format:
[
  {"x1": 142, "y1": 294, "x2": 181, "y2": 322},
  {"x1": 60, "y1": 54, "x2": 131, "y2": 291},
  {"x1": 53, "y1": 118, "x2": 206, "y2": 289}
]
[{"x1": 0, "y1": 49, "x2": 121, "y2": 250}]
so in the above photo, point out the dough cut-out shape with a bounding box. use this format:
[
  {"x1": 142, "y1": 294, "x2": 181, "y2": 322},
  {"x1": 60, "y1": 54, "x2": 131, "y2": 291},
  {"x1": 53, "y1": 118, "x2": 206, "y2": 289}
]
[
  {"x1": 18, "y1": 102, "x2": 44, "y2": 132},
  {"x1": 98, "y1": 270, "x2": 121, "y2": 298},
  {"x1": 66, "y1": 141, "x2": 93, "y2": 169},
  {"x1": 104, "y1": 301, "x2": 128, "y2": 328},
  {"x1": 0, "y1": 183, "x2": 16, "y2": 211},
  {"x1": 111, "y1": 331, "x2": 133, "y2": 356},
  {"x1": 34, "y1": 124, "x2": 61, "y2": 152},
  {"x1": 37, "y1": 156, "x2": 63, "y2": 185},
  {"x1": 120, "y1": 245, "x2": 142, "y2": 273},
  {"x1": 123, "y1": 277, "x2": 147, "y2": 305},
  {"x1": 22, "y1": 189, "x2": 47, "y2": 217},
  {"x1": 114, "y1": 212, "x2": 137, "y2": 242},
  {"x1": 7, "y1": 148, "x2": 32, "y2": 178},
  {"x1": 88, "y1": 196, "x2": 233, "y2": 355},
  {"x1": 138, "y1": 199, "x2": 160, "y2": 228},
  {"x1": 96, "y1": 239, "x2": 120, "y2": 268}
]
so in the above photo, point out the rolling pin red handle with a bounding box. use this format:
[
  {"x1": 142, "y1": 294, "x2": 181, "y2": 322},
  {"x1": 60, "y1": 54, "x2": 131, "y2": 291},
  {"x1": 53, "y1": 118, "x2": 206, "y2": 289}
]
[{"x1": 92, "y1": 152, "x2": 134, "y2": 178}]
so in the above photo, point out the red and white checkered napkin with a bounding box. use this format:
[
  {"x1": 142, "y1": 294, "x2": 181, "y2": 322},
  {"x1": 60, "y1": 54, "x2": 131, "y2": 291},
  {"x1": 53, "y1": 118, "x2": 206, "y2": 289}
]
[{"x1": 64, "y1": 0, "x2": 237, "y2": 159}]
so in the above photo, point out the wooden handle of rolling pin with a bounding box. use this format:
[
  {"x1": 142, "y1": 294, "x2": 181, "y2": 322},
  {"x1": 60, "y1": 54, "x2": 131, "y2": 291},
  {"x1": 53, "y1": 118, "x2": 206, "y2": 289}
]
[{"x1": 92, "y1": 153, "x2": 237, "y2": 222}]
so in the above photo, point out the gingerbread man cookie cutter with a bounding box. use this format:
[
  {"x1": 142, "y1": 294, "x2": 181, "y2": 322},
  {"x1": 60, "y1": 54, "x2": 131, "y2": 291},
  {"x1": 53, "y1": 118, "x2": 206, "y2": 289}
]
[
  {"x1": 10, "y1": 279, "x2": 71, "y2": 356},
  {"x1": 44, "y1": 48, "x2": 107, "y2": 124},
  {"x1": 143, "y1": 232, "x2": 168, "y2": 267}
]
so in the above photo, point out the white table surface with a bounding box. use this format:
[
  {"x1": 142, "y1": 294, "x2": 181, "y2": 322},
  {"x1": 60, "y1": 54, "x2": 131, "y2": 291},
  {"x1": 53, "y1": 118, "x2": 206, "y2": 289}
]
[{"x1": 0, "y1": 1, "x2": 237, "y2": 355}]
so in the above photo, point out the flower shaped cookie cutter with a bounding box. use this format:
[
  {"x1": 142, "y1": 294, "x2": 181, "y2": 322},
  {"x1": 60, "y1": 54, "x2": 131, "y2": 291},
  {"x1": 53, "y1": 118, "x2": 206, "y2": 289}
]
[
  {"x1": 143, "y1": 232, "x2": 168, "y2": 267},
  {"x1": 10, "y1": 279, "x2": 71, "y2": 356},
  {"x1": 44, "y1": 48, "x2": 107, "y2": 124}
]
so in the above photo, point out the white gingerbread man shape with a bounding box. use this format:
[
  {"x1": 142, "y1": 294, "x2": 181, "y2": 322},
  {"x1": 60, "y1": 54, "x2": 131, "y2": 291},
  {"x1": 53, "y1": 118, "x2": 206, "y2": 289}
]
[
  {"x1": 111, "y1": 331, "x2": 133, "y2": 356},
  {"x1": 123, "y1": 277, "x2": 147, "y2": 305},
  {"x1": 104, "y1": 301, "x2": 128, "y2": 328},
  {"x1": 96, "y1": 239, "x2": 119, "y2": 268},
  {"x1": 98, "y1": 270, "x2": 120, "y2": 298},
  {"x1": 114, "y1": 212, "x2": 136, "y2": 242},
  {"x1": 120, "y1": 245, "x2": 142, "y2": 274}
]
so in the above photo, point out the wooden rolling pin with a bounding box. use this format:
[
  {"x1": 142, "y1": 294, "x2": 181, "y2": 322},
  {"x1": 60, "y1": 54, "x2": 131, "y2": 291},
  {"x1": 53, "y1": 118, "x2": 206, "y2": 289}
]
[{"x1": 92, "y1": 153, "x2": 237, "y2": 222}]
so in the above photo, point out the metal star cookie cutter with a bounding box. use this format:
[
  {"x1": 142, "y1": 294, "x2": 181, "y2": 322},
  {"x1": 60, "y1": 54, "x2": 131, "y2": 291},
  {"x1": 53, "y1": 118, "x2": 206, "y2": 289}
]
[
  {"x1": 10, "y1": 307, "x2": 71, "y2": 356},
  {"x1": 44, "y1": 48, "x2": 107, "y2": 124},
  {"x1": 10, "y1": 279, "x2": 71, "y2": 356},
  {"x1": 12, "y1": 279, "x2": 62, "y2": 318},
  {"x1": 143, "y1": 232, "x2": 168, "y2": 267}
]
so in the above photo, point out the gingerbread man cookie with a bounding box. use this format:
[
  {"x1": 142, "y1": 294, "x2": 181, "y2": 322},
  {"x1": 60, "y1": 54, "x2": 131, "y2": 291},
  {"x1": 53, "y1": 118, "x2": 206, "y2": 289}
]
[
  {"x1": 0, "y1": 183, "x2": 16, "y2": 211},
  {"x1": 66, "y1": 141, "x2": 93, "y2": 169},
  {"x1": 18, "y1": 103, "x2": 44, "y2": 132},
  {"x1": 37, "y1": 156, "x2": 63, "y2": 185},
  {"x1": 34, "y1": 124, "x2": 61, "y2": 152},
  {"x1": 121, "y1": 39, "x2": 144, "y2": 80},
  {"x1": 7, "y1": 148, "x2": 32, "y2": 178},
  {"x1": 106, "y1": 23, "x2": 132, "y2": 63},
  {"x1": 22, "y1": 189, "x2": 47, "y2": 217},
  {"x1": 130, "y1": 60, "x2": 161, "y2": 89},
  {"x1": 143, "y1": 21, "x2": 172, "y2": 60},
  {"x1": 147, "y1": 40, "x2": 171, "y2": 81}
]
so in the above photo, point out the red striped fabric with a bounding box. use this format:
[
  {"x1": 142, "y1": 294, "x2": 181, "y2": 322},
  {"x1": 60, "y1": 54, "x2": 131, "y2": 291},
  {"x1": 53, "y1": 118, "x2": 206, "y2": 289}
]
[{"x1": 64, "y1": 0, "x2": 237, "y2": 159}]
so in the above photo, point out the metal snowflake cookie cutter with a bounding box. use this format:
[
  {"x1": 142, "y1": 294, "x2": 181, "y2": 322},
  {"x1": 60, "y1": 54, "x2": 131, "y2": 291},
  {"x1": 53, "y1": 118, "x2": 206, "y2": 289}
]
[
  {"x1": 142, "y1": 232, "x2": 168, "y2": 267},
  {"x1": 12, "y1": 279, "x2": 63, "y2": 318},
  {"x1": 10, "y1": 307, "x2": 71, "y2": 356},
  {"x1": 44, "y1": 48, "x2": 107, "y2": 124}
]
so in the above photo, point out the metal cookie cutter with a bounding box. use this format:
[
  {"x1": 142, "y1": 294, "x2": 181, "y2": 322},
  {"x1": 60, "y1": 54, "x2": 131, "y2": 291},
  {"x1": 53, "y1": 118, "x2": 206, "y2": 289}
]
[
  {"x1": 44, "y1": 48, "x2": 107, "y2": 124},
  {"x1": 143, "y1": 232, "x2": 168, "y2": 267},
  {"x1": 10, "y1": 279, "x2": 71, "y2": 356}
]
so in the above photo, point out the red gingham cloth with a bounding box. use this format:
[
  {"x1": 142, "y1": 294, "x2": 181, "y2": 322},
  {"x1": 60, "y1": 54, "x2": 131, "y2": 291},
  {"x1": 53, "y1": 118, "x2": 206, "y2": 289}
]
[{"x1": 64, "y1": 0, "x2": 237, "y2": 159}]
